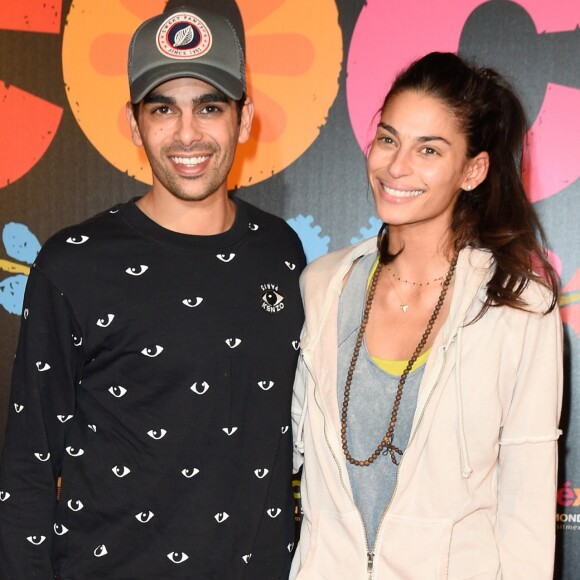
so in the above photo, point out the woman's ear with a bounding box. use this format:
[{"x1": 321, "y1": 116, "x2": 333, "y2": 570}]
[{"x1": 462, "y1": 152, "x2": 490, "y2": 191}]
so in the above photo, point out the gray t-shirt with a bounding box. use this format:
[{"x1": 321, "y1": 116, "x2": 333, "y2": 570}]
[{"x1": 337, "y1": 253, "x2": 424, "y2": 549}]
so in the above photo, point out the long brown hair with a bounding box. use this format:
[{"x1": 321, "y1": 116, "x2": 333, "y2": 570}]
[{"x1": 376, "y1": 51, "x2": 558, "y2": 315}]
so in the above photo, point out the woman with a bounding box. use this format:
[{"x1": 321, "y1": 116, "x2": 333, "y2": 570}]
[{"x1": 291, "y1": 52, "x2": 562, "y2": 579}]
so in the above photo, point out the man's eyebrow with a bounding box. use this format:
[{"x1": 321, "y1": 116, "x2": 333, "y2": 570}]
[
  {"x1": 378, "y1": 122, "x2": 451, "y2": 145},
  {"x1": 143, "y1": 93, "x2": 175, "y2": 106},
  {"x1": 143, "y1": 91, "x2": 230, "y2": 107}
]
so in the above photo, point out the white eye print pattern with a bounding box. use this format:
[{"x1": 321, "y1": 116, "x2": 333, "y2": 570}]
[
  {"x1": 96, "y1": 314, "x2": 115, "y2": 328},
  {"x1": 190, "y1": 381, "x2": 210, "y2": 395},
  {"x1": 167, "y1": 552, "x2": 189, "y2": 564},
  {"x1": 108, "y1": 386, "x2": 127, "y2": 398},
  {"x1": 94, "y1": 545, "x2": 107, "y2": 557},
  {"x1": 141, "y1": 345, "x2": 163, "y2": 358},
  {"x1": 216, "y1": 253, "x2": 235, "y2": 263},
  {"x1": 135, "y1": 511, "x2": 154, "y2": 523},
  {"x1": 214, "y1": 512, "x2": 229, "y2": 523},
  {"x1": 36, "y1": 361, "x2": 51, "y2": 372},
  {"x1": 182, "y1": 297, "x2": 203, "y2": 308},
  {"x1": 67, "y1": 499, "x2": 84, "y2": 512},
  {"x1": 225, "y1": 338, "x2": 241, "y2": 349},
  {"x1": 258, "y1": 380, "x2": 274, "y2": 391},
  {"x1": 54, "y1": 524, "x2": 69, "y2": 536},
  {"x1": 181, "y1": 468, "x2": 200, "y2": 478},
  {"x1": 57, "y1": 415, "x2": 73, "y2": 423},
  {"x1": 147, "y1": 429, "x2": 167, "y2": 440},
  {"x1": 112, "y1": 466, "x2": 131, "y2": 478},
  {"x1": 66, "y1": 447, "x2": 84, "y2": 457},
  {"x1": 27, "y1": 535, "x2": 46, "y2": 545},
  {"x1": 66, "y1": 235, "x2": 89, "y2": 245},
  {"x1": 34, "y1": 453, "x2": 50, "y2": 462},
  {"x1": 267, "y1": 508, "x2": 282, "y2": 518},
  {"x1": 125, "y1": 265, "x2": 148, "y2": 276}
]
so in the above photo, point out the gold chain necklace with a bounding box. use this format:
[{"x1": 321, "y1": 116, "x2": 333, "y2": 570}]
[
  {"x1": 386, "y1": 267, "x2": 446, "y2": 313},
  {"x1": 387, "y1": 267, "x2": 445, "y2": 287},
  {"x1": 340, "y1": 255, "x2": 458, "y2": 466}
]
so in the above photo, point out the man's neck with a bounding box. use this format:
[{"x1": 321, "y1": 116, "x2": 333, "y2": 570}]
[{"x1": 136, "y1": 191, "x2": 237, "y2": 236}]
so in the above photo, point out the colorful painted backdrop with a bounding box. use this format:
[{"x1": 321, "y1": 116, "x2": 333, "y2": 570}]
[{"x1": 1, "y1": 0, "x2": 579, "y2": 575}]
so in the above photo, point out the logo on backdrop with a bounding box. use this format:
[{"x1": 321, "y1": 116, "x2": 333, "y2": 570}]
[{"x1": 557, "y1": 481, "x2": 580, "y2": 532}]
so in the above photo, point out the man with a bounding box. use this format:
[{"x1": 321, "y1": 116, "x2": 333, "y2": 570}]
[{"x1": 0, "y1": 4, "x2": 305, "y2": 578}]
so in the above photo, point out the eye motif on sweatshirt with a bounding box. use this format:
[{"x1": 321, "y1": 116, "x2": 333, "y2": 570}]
[{"x1": 260, "y1": 283, "x2": 285, "y2": 314}]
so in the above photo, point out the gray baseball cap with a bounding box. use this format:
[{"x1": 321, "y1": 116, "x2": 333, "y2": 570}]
[{"x1": 128, "y1": 5, "x2": 245, "y2": 104}]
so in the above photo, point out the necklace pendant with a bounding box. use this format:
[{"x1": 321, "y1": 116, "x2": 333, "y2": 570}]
[{"x1": 401, "y1": 304, "x2": 409, "y2": 313}]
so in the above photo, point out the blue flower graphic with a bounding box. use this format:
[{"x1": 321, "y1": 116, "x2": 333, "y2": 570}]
[
  {"x1": 287, "y1": 215, "x2": 331, "y2": 263},
  {"x1": 0, "y1": 222, "x2": 41, "y2": 315},
  {"x1": 351, "y1": 216, "x2": 382, "y2": 245}
]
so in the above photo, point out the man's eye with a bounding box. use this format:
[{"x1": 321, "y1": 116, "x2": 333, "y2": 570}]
[{"x1": 201, "y1": 105, "x2": 221, "y2": 114}]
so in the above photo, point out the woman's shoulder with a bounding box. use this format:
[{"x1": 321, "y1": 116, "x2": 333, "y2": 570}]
[{"x1": 301, "y1": 238, "x2": 376, "y2": 288}]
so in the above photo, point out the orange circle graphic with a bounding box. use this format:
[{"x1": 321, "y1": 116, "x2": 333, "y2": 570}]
[{"x1": 62, "y1": 0, "x2": 342, "y2": 189}]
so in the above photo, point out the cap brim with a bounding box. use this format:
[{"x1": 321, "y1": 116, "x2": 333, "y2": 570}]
[{"x1": 130, "y1": 63, "x2": 244, "y2": 103}]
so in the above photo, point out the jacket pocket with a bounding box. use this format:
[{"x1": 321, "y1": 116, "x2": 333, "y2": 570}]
[
  {"x1": 296, "y1": 509, "x2": 368, "y2": 579},
  {"x1": 374, "y1": 514, "x2": 453, "y2": 580}
]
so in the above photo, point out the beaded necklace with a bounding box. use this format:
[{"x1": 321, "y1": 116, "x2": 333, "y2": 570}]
[{"x1": 340, "y1": 255, "x2": 458, "y2": 466}]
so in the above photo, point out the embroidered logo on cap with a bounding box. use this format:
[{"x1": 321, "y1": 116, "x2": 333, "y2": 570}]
[{"x1": 156, "y1": 12, "x2": 212, "y2": 60}]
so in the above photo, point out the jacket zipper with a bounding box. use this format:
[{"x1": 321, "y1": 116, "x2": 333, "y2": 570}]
[
  {"x1": 370, "y1": 346, "x2": 449, "y2": 576},
  {"x1": 304, "y1": 353, "x2": 373, "y2": 578}
]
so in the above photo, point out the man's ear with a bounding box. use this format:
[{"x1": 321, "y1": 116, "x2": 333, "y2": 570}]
[
  {"x1": 462, "y1": 151, "x2": 490, "y2": 191},
  {"x1": 237, "y1": 96, "x2": 254, "y2": 144},
  {"x1": 126, "y1": 101, "x2": 143, "y2": 147}
]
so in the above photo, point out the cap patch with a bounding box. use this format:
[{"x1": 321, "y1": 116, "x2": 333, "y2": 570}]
[{"x1": 156, "y1": 12, "x2": 212, "y2": 60}]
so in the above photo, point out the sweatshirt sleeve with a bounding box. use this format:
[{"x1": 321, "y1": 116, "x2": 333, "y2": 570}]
[
  {"x1": 494, "y1": 303, "x2": 563, "y2": 579},
  {"x1": 0, "y1": 265, "x2": 82, "y2": 579}
]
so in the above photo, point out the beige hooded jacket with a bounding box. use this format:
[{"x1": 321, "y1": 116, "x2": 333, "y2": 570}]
[{"x1": 291, "y1": 240, "x2": 563, "y2": 579}]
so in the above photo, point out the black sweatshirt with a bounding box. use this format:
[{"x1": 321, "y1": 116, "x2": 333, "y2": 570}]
[{"x1": 0, "y1": 198, "x2": 305, "y2": 579}]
